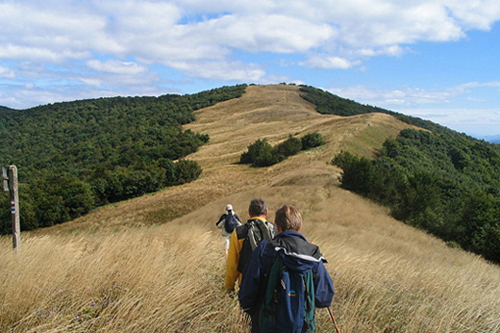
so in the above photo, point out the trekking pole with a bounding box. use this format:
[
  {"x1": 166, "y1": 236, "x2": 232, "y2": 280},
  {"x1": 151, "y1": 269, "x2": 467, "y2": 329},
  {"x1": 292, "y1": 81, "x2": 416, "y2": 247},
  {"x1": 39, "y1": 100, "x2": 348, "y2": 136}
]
[{"x1": 327, "y1": 307, "x2": 341, "y2": 333}]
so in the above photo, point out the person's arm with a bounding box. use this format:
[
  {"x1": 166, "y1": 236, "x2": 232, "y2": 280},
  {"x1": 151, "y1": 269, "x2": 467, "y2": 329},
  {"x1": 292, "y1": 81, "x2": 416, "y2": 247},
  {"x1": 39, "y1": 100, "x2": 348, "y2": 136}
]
[
  {"x1": 225, "y1": 230, "x2": 242, "y2": 290},
  {"x1": 314, "y1": 261, "x2": 335, "y2": 308},
  {"x1": 216, "y1": 214, "x2": 226, "y2": 228},
  {"x1": 234, "y1": 214, "x2": 243, "y2": 227}
]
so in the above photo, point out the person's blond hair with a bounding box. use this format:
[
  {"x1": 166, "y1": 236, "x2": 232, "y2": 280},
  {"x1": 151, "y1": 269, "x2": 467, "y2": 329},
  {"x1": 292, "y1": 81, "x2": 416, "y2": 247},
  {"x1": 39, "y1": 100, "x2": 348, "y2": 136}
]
[{"x1": 275, "y1": 205, "x2": 302, "y2": 232}]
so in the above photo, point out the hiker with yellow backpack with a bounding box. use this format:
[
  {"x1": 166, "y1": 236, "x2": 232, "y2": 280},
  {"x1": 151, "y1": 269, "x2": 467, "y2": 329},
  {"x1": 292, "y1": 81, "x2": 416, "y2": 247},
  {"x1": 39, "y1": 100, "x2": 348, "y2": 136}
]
[{"x1": 225, "y1": 198, "x2": 276, "y2": 294}]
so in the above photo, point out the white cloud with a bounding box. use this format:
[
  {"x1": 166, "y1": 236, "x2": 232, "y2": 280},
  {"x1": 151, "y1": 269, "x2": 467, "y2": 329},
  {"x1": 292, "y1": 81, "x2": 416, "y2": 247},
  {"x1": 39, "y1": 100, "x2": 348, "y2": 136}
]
[
  {"x1": 400, "y1": 107, "x2": 500, "y2": 136},
  {"x1": 328, "y1": 81, "x2": 500, "y2": 110},
  {"x1": 0, "y1": 66, "x2": 15, "y2": 79},
  {"x1": 301, "y1": 56, "x2": 361, "y2": 69},
  {"x1": 170, "y1": 60, "x2": 266, "y2": 81},
  {"x1": 456, "y1": 81, "x2": 500, "y2": 91},
  {"x1": 206, "y1": 14, "x2": 335, "y2": 53},
  {"x1": 446, "y1": 1, "x2": 500, "y2": 30},
  {"x1": 0, "y1": 2, "x2": 121, "y2": 62},
  {"x1": 86, "y1": 60, "x2": 148, "y2": 75},
  {"x1": 325, "y1": 83, "x2": 477, "y2": 109},
  {"x1": 354, "y1": 45, "x2": 408, "y2": 57},
  {"x1": 1, "y1": 0, "x2": 500, "y2": 109},
  {"x1": 0, "y1": 45, "x2": 90, "y2": 62},
  {"x1": 322, "y1": 82, "x2": 500, "y2": 136},
  {"x1": 3, "y1": 0, "x2": 498, "y2": 66}
]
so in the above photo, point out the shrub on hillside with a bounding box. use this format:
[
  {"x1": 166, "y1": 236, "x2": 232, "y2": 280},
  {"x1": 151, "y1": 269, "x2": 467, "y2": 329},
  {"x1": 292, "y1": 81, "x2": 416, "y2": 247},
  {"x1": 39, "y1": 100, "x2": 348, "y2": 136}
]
[
  {"x1": 274, "y1": 135, "x2": 303, "y2": 158},
  {"x1": 301, "y1": 132, "x2": 324, "y2": 149},
  {"x1": 240, "y1": 132, "x2": 324, "y2": 168},
  {"x1": 176, "y1": 159, "x2": 202, "y2": 184},
  {"x1": 240, "y1": 139, "x2": 274, "y2": 165},
  {"x1": 158, "y1": 158, "x2": 179, "y2": 185}
]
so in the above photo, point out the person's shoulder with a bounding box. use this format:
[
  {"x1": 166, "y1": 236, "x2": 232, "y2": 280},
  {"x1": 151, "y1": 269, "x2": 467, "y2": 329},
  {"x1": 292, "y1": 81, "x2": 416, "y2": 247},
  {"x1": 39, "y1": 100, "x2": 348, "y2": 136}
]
[
  {"x1": 235, "y1": 223, "x2": 249, "y2": 238},
  {"x1": 248, "y1": 240, "x2": 274, "y2": 260},
  {"x1": 251, "y1": 218, "x2": 273, "y2": 227}
]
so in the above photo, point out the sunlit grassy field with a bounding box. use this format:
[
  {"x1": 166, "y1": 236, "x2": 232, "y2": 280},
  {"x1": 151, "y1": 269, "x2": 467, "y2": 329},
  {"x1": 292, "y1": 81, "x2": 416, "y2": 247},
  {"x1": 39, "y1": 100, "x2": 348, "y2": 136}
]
[
  {"x1": 1, "y1": 85, "x2": 499, "y2": 332},
  {"x1": 2, "y1": 189, "x2": 499, "y2": 332}
]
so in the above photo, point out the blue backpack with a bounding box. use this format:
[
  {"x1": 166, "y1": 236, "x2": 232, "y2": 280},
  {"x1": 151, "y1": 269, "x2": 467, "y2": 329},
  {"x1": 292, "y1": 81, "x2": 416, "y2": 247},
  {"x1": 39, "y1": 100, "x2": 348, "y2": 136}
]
[
  {"x1": 258, "y1": 252, "x2": 316, "y2": 333},
  {"x1": 224, "y1": 214, "x2": 238, "y2": 233}
]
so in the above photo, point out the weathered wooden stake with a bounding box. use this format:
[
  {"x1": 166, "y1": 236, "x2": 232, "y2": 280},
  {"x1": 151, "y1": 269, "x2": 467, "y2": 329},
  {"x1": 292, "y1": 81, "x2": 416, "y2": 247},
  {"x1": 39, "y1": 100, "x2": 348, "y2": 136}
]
[{"x1": 9, "y1": 165, "x2": 20, "y2": 250}]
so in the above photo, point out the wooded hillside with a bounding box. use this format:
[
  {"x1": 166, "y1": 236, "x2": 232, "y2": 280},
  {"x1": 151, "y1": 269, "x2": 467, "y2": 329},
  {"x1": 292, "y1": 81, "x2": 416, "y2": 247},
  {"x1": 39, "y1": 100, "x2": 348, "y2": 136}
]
[
  {"x1": 298, "y1": 86, "x2": 500, "y2": 263},
  {"x1": 3, "y1": 84, "x2": 497, "y2": 333},
  {"x1": 2, "y1": 83, "x2": 500, "y2": 264},
  {"x1": 0, "y1": 85, "x2": 247, "y2": 232}
]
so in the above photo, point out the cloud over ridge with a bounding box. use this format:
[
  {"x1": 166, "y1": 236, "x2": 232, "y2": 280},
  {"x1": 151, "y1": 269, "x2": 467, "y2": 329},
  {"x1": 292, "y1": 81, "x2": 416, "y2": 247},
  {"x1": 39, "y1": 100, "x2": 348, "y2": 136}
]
[{"x1": 1, "y1": 0, "x2": 500, "y2": 138}]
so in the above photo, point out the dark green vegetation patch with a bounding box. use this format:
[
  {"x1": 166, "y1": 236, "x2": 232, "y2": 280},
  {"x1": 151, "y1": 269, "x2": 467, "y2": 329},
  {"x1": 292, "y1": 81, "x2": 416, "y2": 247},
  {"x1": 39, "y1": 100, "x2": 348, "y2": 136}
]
[
  {"x1": 299, "y1": 86, "x2": 500, "y2": 263},
  {"x1": 240, "y1": 132, "x2": 324, "y2": 167},
  {"x1": 0, "y1": 85, "x2": 247, "y2": 232}
]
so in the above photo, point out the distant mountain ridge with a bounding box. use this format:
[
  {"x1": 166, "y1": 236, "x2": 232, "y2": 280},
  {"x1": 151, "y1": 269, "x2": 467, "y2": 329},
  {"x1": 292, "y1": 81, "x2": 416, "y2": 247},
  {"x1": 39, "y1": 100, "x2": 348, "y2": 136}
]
[
  {"x1": 299, "y1": 85, "x2": 477, "y2": 140},
  {"x1": 3, "y1": 84, "x2": 499, "y2": 333},
  {"x1": 1, "y1": 83, "x2": 499, "y2": 263}
]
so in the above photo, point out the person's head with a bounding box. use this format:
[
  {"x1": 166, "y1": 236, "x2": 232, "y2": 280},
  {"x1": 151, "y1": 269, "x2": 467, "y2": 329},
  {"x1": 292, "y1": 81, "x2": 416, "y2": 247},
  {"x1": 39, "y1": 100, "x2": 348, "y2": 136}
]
[
  {"x1": 248, "y1": 198, "x2": 268, "y2": 218},
  {"x1": 275, "y1": 205, "x2": 302, "y2": 233},
  {"x1": 226, "y1": 204, "x2": 233, "y2": 212}
]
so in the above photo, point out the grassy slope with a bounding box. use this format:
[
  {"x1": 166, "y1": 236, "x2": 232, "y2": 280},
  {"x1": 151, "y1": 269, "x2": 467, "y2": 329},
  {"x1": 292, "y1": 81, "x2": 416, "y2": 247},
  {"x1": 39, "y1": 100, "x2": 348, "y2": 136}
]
[{"x1": 1, "y1": 84, "x2": 499, "y2": 332}]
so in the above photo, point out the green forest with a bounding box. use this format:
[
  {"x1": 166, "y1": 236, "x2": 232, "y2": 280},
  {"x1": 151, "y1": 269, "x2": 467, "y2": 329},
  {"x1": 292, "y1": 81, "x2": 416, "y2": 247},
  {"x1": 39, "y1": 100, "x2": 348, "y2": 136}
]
[
  {"x1": 0, "y1": 85, "x2": 247, "y2": 233},
  {"x1": 299, "y1": 86, "x2": 500, "y2": 263},
  {"x1": 2, "y1": 83, "x2": 499, "y2": 264}
]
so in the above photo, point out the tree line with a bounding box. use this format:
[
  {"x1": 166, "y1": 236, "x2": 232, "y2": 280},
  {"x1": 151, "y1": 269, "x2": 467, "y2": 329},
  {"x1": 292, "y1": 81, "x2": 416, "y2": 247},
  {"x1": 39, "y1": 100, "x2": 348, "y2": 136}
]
[
  {"x1": 0, "y1": 85, "x2": 247, "y2": 233},
  {"x1": 300, "y1": 85, "x2": 500, "y2": 263},
  {"x1": 333, "y1": 129, "x2": 500, "y2": 263},
  {"x1": 299, "y1": 85, "x2": 475, "y2": 138}
]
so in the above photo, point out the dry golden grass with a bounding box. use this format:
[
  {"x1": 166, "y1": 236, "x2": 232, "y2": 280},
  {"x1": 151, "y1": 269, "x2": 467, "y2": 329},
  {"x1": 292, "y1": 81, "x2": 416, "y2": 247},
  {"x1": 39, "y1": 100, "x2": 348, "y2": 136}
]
[
  {"x1": 1, "y1": 84, "x2": 500, "y2": 332},
  {"x1": 0, "y1": 225, "x2": 249, "y2": 332}
]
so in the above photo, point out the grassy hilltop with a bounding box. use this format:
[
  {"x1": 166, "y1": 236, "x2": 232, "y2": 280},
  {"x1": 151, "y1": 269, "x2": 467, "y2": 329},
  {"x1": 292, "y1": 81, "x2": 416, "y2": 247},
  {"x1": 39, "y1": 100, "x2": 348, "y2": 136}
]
[{"x1": 1, "y1": 84, "x2": 499, "y2": 332}]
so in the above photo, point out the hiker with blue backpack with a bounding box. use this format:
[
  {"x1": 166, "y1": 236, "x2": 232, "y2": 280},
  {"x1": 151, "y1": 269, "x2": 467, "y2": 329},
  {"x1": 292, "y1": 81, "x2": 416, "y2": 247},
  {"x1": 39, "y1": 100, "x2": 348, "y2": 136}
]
[
  {"x1": 239, "y1": 205, "x2": 334, "y2": 333},
  {"x1": 216, "y1": 204, "x2": 242, "y2": 257},
  {"x1": 225, "y1": 199, "x2": 276, "y2": 295}
]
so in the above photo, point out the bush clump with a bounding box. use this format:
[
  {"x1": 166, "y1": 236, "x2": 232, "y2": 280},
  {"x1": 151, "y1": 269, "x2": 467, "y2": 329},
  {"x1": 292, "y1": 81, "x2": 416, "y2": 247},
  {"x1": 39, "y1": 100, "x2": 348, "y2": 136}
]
[
  {"x1": 301, "y1": 132, "x2": 324, "y2": 149},
  {"x1": 240, "y1": 132, "x2": 323, "y2": 168}
]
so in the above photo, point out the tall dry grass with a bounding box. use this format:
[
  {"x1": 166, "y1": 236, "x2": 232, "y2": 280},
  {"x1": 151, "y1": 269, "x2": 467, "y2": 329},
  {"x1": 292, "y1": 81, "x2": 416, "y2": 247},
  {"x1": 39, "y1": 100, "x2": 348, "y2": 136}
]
[
  {"x1": 2, "y1": 192, "x2": 500, "y2": 333},
  {"x1": 2, "y1": 85, "x2": 500, "y2": 332},
  {"x1": 304, "y1": 186, "x2": 500, "y2": 333},
  {"x1": 0, "y1": 225, "x2": 250, "y2": 332}
]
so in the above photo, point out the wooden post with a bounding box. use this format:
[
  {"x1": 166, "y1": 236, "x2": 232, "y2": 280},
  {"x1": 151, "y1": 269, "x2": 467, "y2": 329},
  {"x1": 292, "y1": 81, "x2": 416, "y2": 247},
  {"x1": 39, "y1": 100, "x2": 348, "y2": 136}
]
[{"x1": 9, "y1": 165, "x2": 20, "y2": 250}]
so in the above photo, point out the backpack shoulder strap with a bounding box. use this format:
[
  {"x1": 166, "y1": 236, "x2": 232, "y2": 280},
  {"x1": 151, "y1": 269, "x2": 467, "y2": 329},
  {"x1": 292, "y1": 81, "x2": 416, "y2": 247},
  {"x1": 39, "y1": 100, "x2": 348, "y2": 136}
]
[
  {"x1": 259, "y1": 252, "x2": 285, "y2": 321},
  {"x1": 237, "y1": 222, "x2": 255, "y2": 273}
]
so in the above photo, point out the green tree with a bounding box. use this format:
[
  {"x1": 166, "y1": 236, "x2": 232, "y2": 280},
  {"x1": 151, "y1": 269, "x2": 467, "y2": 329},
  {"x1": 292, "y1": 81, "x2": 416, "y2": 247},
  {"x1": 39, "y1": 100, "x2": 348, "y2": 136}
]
[
  {"x1": 176, "y1": 159, "x2": 202, "y2": 184},
  {"x1": 301, "y1": 132, "x2": 324, "y2": 150},
  {"x1": 333, "y1": 151, "x2": 375, "y2": 195},
  {"x1": 158, "y1": 158, "x2": 179, "y2": 185},
  {"x1": 459, "y1": 191, "x2": 500, "y2": 262},
  {"x1": 274, "y1": 135, "x2": 303, "y2": 158},
  {"x1": 240, "y1": 139, "x2": 275, "y2": 166}
]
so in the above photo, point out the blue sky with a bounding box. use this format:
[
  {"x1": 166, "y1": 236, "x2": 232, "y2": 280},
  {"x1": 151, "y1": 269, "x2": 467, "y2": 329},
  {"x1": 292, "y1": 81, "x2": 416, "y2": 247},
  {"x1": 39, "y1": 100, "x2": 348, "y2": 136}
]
[{"x1": 1, "y1": 0, "x2": 500, "y2": 139}]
